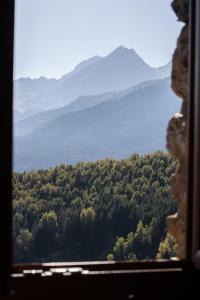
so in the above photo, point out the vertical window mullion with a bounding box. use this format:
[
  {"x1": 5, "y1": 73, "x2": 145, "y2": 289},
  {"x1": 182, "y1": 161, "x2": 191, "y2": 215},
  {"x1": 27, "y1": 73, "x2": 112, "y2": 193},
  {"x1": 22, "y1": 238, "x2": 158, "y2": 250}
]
[{"x1": 0, "y1": 0, "x2": 14, "y2": 295}]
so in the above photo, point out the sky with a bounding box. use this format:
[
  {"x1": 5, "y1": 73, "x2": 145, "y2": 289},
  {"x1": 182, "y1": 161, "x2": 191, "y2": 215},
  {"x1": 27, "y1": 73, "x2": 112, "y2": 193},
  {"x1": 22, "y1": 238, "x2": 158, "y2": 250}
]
[{"x1": 14, "y1": 0, "x2": 183, "y2": 79}]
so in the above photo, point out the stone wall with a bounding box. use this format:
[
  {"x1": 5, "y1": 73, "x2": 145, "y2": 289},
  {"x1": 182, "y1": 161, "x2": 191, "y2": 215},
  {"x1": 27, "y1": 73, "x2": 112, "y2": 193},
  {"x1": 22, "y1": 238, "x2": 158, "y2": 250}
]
[{"x1": 167, "y1": 0, "x2": 189, "y2": 259}]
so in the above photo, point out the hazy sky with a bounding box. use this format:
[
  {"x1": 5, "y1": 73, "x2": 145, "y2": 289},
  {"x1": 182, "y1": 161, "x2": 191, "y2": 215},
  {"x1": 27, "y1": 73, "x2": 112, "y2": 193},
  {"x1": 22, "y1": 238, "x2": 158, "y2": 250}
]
[{"x1": 14, "y1": 0, "x2": 183, "y2": 79}]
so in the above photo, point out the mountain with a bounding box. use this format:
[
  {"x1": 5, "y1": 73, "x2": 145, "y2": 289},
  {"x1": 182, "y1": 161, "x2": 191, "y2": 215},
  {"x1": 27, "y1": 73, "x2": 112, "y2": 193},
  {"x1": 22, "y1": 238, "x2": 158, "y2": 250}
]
[
  {"x1": 14, "y1": 91, "x2": 114, "y2": 136},
  {"x1": 56, "y1": 46, "x2": 157, "y2": 100},
  {"x1": 13, "y1": 56, "x2": 102, "y2": 115},
  {"x1": 15, "y1": 79, "x2": 165, "y2": 136},
  {"x1": 14, "y1": 46, "x2": 171, "y2": 115},
  {"x1": 14, "y1": 77, "x2": 58, "y2": 114},
  {"x1": 14, "y1": 78, "x2": 181, "y2": 172}
]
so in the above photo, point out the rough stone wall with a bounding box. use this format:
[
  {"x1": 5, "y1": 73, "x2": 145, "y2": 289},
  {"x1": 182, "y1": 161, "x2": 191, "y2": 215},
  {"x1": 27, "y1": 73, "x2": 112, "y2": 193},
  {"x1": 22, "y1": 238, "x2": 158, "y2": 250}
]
[{"x1": 166, "y1": 0, "x2": 189, "y2": 259}]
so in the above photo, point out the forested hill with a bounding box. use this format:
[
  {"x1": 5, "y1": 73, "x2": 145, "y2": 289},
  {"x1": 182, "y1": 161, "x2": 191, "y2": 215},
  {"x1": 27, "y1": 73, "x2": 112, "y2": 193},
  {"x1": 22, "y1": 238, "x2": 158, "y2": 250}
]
[{"x1": 13, "y1": 152, "x2": 177, "y2": 263}]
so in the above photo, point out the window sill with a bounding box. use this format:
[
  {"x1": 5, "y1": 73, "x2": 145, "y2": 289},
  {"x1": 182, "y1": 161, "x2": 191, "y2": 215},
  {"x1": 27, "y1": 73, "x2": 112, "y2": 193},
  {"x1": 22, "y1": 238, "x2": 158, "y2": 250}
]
[
  {"x1": 10, "y1": 261, "x2": 198, "y2": 300},
  {"x1": 10, "y1": 260, "x2": 199, "y2": 300}
]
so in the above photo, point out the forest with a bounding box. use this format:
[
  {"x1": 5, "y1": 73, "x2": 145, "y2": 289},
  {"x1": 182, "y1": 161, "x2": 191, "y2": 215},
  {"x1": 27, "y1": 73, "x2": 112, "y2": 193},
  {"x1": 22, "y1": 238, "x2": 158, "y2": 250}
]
[{"x1": 13, "y1": 151, "x2": 177, "y2": 263}]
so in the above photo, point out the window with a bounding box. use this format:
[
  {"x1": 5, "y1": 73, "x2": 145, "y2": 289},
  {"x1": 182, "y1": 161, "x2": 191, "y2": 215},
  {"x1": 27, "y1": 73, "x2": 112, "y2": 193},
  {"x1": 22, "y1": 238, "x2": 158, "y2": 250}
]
[
  {"x1": 0, "y1": 0, "x2": 199, "y2": 298},
  {"x1": 13, "y1": 0, "x2": 182, "y2": 264}
]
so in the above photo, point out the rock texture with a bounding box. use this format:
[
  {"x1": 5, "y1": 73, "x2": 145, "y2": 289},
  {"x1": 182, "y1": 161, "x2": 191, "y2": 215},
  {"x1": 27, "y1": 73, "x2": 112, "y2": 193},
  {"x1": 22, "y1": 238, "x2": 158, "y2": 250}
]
[
  {"x1": 171, "y1": 0, "x2": 189, "y2": 23},
  {"x1": 167, "y1": 0, "x2": 189, "y2": 259}
]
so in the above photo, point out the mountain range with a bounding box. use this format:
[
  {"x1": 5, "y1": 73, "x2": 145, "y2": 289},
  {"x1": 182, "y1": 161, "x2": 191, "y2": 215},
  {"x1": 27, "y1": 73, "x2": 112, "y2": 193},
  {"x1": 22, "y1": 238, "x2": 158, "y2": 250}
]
[
  {"x1": 14, "y1": 46, "x2": 180, "y2": 171},
  {"x1": 14, "y1": 46, "x2": 171, "y2": 115}
]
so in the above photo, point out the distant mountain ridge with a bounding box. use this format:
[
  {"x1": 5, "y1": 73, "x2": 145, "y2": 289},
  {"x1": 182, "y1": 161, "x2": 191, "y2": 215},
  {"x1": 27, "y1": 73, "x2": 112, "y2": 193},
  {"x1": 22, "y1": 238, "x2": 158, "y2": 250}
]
[
  {"x1": 14, "y1": 78, "x2": 180, "y2": 171},
  {"x1": 15, "y1": 79, "x2": 167, "y2": 137},
  {"x1": 14, "y1": 46, "x2": 171, "y2": 115},
  {"x1": 14, "y1": 46, "x2": 177, "y2": 172}
]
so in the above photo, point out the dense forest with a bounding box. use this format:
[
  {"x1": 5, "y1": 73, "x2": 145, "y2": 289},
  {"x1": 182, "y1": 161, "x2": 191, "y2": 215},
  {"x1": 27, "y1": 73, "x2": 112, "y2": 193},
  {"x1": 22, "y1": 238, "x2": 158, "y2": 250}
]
[{"x1": 13, "y1": 151, "x2": 177, "y2": 263}]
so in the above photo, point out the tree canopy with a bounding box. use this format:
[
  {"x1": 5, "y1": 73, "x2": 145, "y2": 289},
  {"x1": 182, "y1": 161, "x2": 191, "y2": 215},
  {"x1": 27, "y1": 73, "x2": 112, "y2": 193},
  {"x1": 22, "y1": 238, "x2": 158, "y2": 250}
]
[{"x1": 13, "y1": 151, "x2": 177, "y2": 262}]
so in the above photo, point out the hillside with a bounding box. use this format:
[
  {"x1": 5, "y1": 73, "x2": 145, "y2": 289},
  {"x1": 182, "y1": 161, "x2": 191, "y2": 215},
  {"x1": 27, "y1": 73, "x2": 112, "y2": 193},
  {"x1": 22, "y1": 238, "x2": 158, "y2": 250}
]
[
  {"x1": 14, "y1": 78, "x2": 181, "y2": 171},
  {"x1": 15, "y1": 91, "x2": 114, "y2": 136},
  {"x1": 13, "y1": 152, "x2": 177, "y2": 262},
  {"x1": 15, "y1": 78, "x2": 174, "y2": 137}
]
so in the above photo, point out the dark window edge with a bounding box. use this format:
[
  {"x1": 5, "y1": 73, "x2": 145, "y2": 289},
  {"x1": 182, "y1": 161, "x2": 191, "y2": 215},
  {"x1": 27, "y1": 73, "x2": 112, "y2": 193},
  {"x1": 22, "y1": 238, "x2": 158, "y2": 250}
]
[
  {"x1": 10, "y1": 266, "x2": 198, "y2": 300},
  {"x1": 0, "y1": 0, "x2": 200, "y2": 297},
  {"x1": 0, "y1": 0, "x2": 14, "y2": 296}
]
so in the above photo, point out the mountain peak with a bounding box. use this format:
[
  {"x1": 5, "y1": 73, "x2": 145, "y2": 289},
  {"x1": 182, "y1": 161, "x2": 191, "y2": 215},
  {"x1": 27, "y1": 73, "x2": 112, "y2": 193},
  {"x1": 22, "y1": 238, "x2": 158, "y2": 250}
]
[
  {"x1": 115, "y1": 45, "x2": 128, "y2": 51},
  {"x1": 113, "y1": 45, "x2": 136, "y2": 53},
  {"x1": 107, "y1": 46, "x2": 139, "y2": 60}
]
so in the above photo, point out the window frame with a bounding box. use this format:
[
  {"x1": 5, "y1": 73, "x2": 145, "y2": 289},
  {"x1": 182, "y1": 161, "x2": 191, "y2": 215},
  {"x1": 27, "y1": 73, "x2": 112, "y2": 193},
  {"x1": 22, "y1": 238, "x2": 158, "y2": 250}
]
[
  {"x1": 0, "y1": 0, "x2": 14, "y2": 296},
  {"x1": 0, "y1": 0, "x2": 199, "y2": 298}
]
